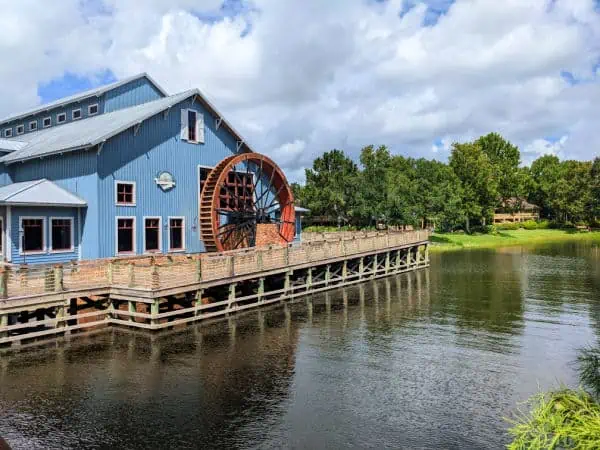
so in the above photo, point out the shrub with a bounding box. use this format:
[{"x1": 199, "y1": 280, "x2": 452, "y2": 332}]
[{"x1": 497, "y1": 222, "x2": 520, "y2": 231}]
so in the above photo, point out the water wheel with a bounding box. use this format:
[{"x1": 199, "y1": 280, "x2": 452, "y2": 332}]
[{"x1": 199, "y1": 153, "x2": 295, "y2": 252}]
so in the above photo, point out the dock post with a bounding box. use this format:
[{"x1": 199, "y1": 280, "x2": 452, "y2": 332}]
[
  {"x1": 385, "y1": 251, "x2": 390, "y2": 274},
  {"x1": 425, "y1": 244, "x2": 430, "y2": 265},
  {"x1": 372, "y1": 254, "x2": 378, "y2": 278},
  {"x1": 0, "y1": 313, "x2": 7, "y2": 339},
  {"x1": 325, "y1": 265, "x2": 331, "y2": 287},
  {"x1": 396, "y1": 249, "x2": 401, "y2": 271},
  {"x1": 283, "y1": 271, "x2": 292, "y2": 299},
  {"x1": 228, "y1": 283, "x2": 237, "y2": 311},
  {"x1": 55, "y1": 304, "x2": 66, "y2": 329},
  {"x1": 258, "y1": 277, "x2": 265, "y2": 303},
  {"x1": 306, "y1": 268, "x2": 313, "y2": 291},
  {"x1": 342, "y1": 260, "x2": 348, "y2": 282},
  {"x1": 195, "y1": 289, "x2": 203, "y2": 316},
  {"x1": 151, "y1": 300, "x2": 160, "y2": 326},
  {"x1": 407, "y1": 248, "x2": 412, "y2": 269},
  {"x1": 359, "y1": 257, "x2": 364, "y2": 280},
  {"x1": 128, "y1": 301, "x2": 136, "y2": 322}
]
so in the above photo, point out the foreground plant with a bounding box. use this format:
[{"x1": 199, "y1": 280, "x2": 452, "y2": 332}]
[
  {"x1": 507, "y1": 389, "x2": 600, "y2": 449},
  {"x1": 577, "y1": 346, "x2": 600, "y2": 399}
]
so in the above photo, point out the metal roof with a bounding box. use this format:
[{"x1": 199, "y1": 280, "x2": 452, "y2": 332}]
[
  {"x1": 0, "y1": 139, "x2": 27, "y2": 153},
  {"x1": 0, "y1": 88, "x2": 254, "y2": 165},
  {"x1": 0, "y1": 73, "x2": 168, "y2": 127},
  {"x1": 0, "y1": 179, "x2": 86, "y2": 207}
]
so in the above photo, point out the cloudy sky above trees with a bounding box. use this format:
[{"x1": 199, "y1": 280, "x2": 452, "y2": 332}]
[{"x1": 1, "y1": 0, "x2": 599, "y2": 181}]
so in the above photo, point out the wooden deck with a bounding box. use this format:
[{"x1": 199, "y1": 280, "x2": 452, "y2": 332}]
[{"x1": 0, "y1": 230, "x2": 430, "y2": 348}]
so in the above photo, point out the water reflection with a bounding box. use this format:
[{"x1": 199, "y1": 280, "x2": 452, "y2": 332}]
[{"x1": 1, "y1": 241, "x2": 599, "y2": 449}]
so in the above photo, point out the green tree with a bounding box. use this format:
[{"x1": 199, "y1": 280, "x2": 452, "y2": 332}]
[
  {"x1": 355, "y1": 145, "x2": 392, "y2": 225},
  {"x1": 530, "y1": 154, "x2": 562, "y2": 219},
  {"x1": 449, "y1": 142, "x2": 498, "y2": 232},
  {"x1": 475, "y1": 132, "x2": 521, "y2": 205},
  {"x1": 302, "y1": 149, "x2": 359, "y2": 221},
  {"x1": 589, "y1": 158, "x2": 600, "y2": 224}
]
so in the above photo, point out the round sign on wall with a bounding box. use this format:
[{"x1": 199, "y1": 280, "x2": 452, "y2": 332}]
[{"x1": 155, "y1": 171, "x2": 176, "y2": 191}]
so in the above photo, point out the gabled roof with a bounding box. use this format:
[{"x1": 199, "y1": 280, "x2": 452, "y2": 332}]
[
  {"x1": 0, "y1": 73, "x2": 168, "y2": 127},
  {"x1": 0, "y1": 179, "x2": 86, "y2": 207},
  {"x1": 0, "y1": 138, "x2": 27, "y2": 153},
  {"x1": 0, "y1": 88, "x2": 253, "y2": 164}
]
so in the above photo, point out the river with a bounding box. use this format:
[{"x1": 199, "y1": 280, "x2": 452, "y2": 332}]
[{"x1": 1, "y1": 241, "x2": 599, "y2": 449}]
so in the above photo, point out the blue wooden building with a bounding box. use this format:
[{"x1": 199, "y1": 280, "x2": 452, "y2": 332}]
[{"x1": 0, "y1": 73, "x2": 300, "y2": 265}]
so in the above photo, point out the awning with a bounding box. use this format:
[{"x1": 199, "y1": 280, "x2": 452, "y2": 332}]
[{"x1": 0, "y1": 179, "x2": 87, "y2": 207}]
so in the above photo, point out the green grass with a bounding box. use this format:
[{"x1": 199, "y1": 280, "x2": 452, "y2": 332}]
[
  {"x1": 506, "y1": 389, "x2": 600, "y2": 449},
  {"x1": 430, "y1": 229, "x2": 600, "y2": 252}
]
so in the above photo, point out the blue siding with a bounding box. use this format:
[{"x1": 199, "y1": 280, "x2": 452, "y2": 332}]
[
  {"x1": 97, "y1": 98, "x2": 241, "y2": 257},
  {"x1": 10, "y1": 206, "x2": 80, "y2": 265},
  {"x1": 0, "y1": 164, "x2": 12, "y2": 186},
  {"x1": 103, "y1": 77, "x2": 164, "y2": 113},
  {"x1": 11, "y1": 151, "x2": 99, "y2": 259}
]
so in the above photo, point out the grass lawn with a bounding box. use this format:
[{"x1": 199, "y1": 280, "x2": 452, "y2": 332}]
[{"x1": 430, "y1": 229, "x2": 600, "y2": 252}]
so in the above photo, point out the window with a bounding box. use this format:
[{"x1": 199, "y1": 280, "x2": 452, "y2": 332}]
[
  {"x1": 21, "y1": 218, "x2": 45, "y2": 254},
  {"x1": 188, "y1": 110, "x2": 197, "y2": 142},
  {"x1": 117, "y1": 218, "x2": 135, "y2": 254},
  {"x1": 29, "y1": 120, "x2": 37, "y2": 131},
  {"x1": 169, "y1": 217, "x2": 185, "y2": 251},
  {"x1": 199, "y1": 166, "x2": 212, "y2": 195},
  {"x1": 72, "y1": 109, "x2": 82, "y2": 120},
  {"x1": 15, "y1": 125, "x2": 24, "y2": 135},
  {"x1": 88, "y1": 104, "x2": 99, "y2": 116},
  {"x1": 116, "y1": 181, "x2": 135, "y2": 205},
  {"x1": 57, "y1": 113, "x2": 66, "y2": 124},
  {"x1": 4, "y1": 129, "x2": 12, "y2": 138},
  {"x1": 50, "y1": 218, "x2": 73, "y2": 252},
  {"x1": 144, "y1": 217, "x2": 161, "y2": 253},
  {"x1": 43, "y1": 117, "x2": 51, "y2": 128},
  {"x1": 181, "y1": 108, "x2": 204, "y2": 143}
]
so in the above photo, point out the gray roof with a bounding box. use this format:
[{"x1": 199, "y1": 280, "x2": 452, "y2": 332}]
[
  {"x1": 1, "y1": 88, "x2": 254, "y2": 165},
  {"x1": 0, "y1": 73, "x2": 168, "y2": 126},
  {"x1": 0, "y1": 138, "x2": 27, "y2": 153},
  {"x1": 0, "y1": 179, "x2": 86, "y2": 207}
]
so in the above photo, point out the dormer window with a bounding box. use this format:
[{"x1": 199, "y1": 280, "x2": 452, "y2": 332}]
[
  {"x1": 57, "y1": 113, "x2": 66, "y2": 124},
  {"x1": 72, "y1": 109, "x2": 82, "y2": 120},
  {"x1": 29, "y1": 120, "x2": 37, "y2": 131},
  {"x1": 16, "y1": 125, "x2": 24, "y2": 135},
  {"x1": 88, "y1": 104, "x2": 98, "y2": 116},
  {"x1": 43, "y1": 117, "x2": 51, "y2": 128},
  {"x1": 4, "y1": 129, "x2": 12, "y2": 138}
]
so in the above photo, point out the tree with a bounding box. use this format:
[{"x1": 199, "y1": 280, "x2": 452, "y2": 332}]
[
  {"x1": 355, "y1": 145, "x2": 392, "y2": 225},
  {"x1": 449, "y1": 142, "x2": 498, "y2": 232},
  {"x1": 589, "y1": 158, "x2": 600, "y2": 224},
  {"x1": 475, "y1": 132, "x2": 521, "y2": 204},
  {"x1": 302, "y1": 149, "x2": 359, "y2": 221}
]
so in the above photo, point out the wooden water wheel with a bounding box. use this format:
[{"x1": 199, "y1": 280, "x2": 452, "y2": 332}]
[{"x1": 199, "y1": 153, "x2": 295, "y2": 252}]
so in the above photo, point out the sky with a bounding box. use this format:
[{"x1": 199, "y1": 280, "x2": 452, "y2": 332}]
[{"x1": 2, "y1": 0, "x2": 600, "y2": 182}]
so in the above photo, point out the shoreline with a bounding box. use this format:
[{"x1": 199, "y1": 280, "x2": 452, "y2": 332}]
[{"x1": 430, "y1": 229, "x2": 600, "y2": 252}]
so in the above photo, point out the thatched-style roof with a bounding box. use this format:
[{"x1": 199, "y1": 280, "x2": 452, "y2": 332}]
[{"x1": 497, "y1": 197, "x2": 540, "y2": 212}]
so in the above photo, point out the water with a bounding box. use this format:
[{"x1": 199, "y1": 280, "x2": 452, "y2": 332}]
[{"x1": 1, "y1": 241, "x2": 600, "y2": 449}]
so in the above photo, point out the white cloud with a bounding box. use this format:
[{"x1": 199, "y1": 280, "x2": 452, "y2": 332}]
[{"x1": 2, "y1": 0, "x2": 600, "y2": 182}]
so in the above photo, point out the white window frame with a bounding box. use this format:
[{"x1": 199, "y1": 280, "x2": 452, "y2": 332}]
[
  {"x1": 115, "y1": 216, "x2": 136, "y2": 256},
  {"x1": 168, "y1": 216, "x2": 186, "y2": 252},
  {"x1": 15, "y1": 125, "x2": 24, "y2": 135},
  {"x1": 49, "y1": 217, "x2": 75, "y2": 253},
  {"x1": 43, "y1": 116, "x2": 51, "y2": 128},
  {"x1": 29, "y1": 120, "x2": 38, "y2": 131},
  {"x1": 115, "y1": 180, "x2": 136, "y2": 206},
  {"x1": 143, "y1": 216, "x2": 162, "y2": 254},
  {"x1": 4, "y1": 128, "x2": 12, "y2": 138},
  {"x1": 57, "y1": 112, "x2": 67, "y2": 124},
  {"x1": 181, "y1": 108, "x2": 204, "y2": 144},
  {"x1": 72, "y1": 108, "x2": 82, "y2": 121},
  {"x1": 88, "y1": 104, "x2": 99, "y2": 116},
  {"x1": 19, "y1": 216, "x2": 46, "y2": 255}
]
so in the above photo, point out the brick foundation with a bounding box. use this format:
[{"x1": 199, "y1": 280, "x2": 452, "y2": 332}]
[{"x1": 256, "y1": 224, "x2": 286, "y2": 248}]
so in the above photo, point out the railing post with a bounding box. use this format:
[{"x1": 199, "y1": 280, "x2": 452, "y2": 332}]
[
  {"x1": 151, "y1": 258, "x2": 160, "y2": 290},
  {"x1": 230, "y1": 255, "x2": 235, "y2": 277},
  {"x1": 341, "y1": 238, "x2": 346, "y2": 256},
  {"x1": 128, "y1": 262, "x2": 135, "y2": 287},
  {"x1": 107, "y1": 260, "x2": 114, "y2": 284},
  {"x1": 0, "y1": 267, "x2": 8, "y2": 299},
  {"x1": 54, "y1": 264, "x2": 64, "y2": 292},
  {"x1": 196, "y1": 256, "x2": 202, "y2": 282},
  {"x1": 257, "y1": 250, "x2": 264, "y2": 271},
  {"x1": 284, "y1": 245, "x2": 289, "y2": 266}
]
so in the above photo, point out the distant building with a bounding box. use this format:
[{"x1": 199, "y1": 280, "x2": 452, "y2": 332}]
[
  {"x1": 493, "y1": 197, "x2": 540, "y2": 224},
  {"x1": 0, "y1": 73, "x2": 281, "y2": 264}
]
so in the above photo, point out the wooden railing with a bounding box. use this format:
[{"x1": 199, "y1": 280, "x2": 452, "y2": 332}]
[
  {"x1": 0, "y1": 230, "x2": 430, "y2": 300},
  {"x1": 493, "y1": 212, "x2": 539, "y2": 223}
]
